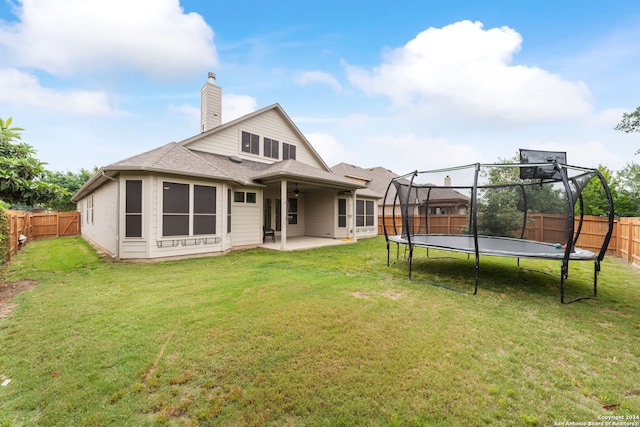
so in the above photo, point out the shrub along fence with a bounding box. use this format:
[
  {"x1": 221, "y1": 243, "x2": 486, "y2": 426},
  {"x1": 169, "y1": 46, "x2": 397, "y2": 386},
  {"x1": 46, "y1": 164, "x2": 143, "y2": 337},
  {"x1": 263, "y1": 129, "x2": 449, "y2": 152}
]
[
  {"x1": 3, "y1": 210, "x2": 81, "y2": 262},
  {"x1": 378, "y1": 213, "x2": 640, "y2": 268}
]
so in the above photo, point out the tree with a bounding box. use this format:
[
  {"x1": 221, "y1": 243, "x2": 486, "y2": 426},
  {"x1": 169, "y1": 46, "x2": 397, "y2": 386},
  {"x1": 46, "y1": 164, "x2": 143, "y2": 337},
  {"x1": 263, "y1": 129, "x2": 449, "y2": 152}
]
[
  {"x1": 615, "y1": 106, "x2": 640, "y2": 154},
  {"x1": 0, "y1": 117, "x2": 66, "y2": 207},
  {"x1": 476, "y1": 156, "x2": 566, "y2": 236},
  {"x1": 578, "y1": 165, "x2": 616, "y2": 216},
  {"x1": 615, "y1": 162, "x2": 640, "y2": 216},
  {"x1": 476, "y1": 158, "x2": 526, "y2": 236},
  {"x1": 44, "y1": 168, "x2": 96, "y2": 211}
]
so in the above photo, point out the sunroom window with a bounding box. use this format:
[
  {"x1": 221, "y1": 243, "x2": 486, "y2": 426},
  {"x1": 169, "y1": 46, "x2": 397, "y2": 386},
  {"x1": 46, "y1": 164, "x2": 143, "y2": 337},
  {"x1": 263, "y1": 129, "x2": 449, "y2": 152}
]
[
  {"x1": 356, "y1": 200, "x2": 374, "y2": 227},
  {"x1": 162, "y1": 182, "x2": 216, "y2": 237},
  {"x1": 125, "y1": 180, "x2": 142, "y2": 237}
]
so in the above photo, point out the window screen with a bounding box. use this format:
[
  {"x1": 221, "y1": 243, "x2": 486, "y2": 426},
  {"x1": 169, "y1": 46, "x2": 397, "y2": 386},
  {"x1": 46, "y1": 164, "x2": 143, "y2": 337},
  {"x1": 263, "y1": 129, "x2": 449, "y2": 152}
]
[
  {"x1": 338, "y1": 198, "x2": 347, "y2": 228},
  {"x1": 163, "y1": 182, "x2": 189, "y2": 236},
  {"x1": 125, "y1": 180, "x2": 142, "y2": 237},
  {"x1": 194, "y1": 185, "x2": 216, "y2": 235},
  {"x1": 241, "y1": 131, "x2": 259, "y2": 155},
  {"x1": 283, "y1": 143, "x2": 296, "y2": 160},
  {"x1": 264, "y1": 138, "x2": 279, "y2": 159},
  {"x1": 356, "y1": 200, "x2": 365, "y2": 227}
]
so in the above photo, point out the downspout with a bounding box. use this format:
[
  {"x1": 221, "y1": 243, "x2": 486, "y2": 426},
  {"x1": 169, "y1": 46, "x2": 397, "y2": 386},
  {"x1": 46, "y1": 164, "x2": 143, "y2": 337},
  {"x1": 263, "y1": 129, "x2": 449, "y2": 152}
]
[{"x1": 101, "y1": 171, "x2": 120, "y2": 259}]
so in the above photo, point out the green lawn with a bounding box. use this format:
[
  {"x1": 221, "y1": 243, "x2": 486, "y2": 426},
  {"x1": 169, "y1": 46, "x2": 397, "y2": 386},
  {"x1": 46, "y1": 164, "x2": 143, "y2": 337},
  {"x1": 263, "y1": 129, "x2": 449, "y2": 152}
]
[{"x1": 1, "y1": 237, "x2": 639, "y2": 426}]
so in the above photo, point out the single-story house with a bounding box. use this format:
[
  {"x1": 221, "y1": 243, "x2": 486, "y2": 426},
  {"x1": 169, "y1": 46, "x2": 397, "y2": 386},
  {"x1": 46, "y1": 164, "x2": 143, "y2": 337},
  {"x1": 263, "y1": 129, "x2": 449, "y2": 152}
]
[{"x1": 72, "y1": 74, "x2": 381, "y2": 260}]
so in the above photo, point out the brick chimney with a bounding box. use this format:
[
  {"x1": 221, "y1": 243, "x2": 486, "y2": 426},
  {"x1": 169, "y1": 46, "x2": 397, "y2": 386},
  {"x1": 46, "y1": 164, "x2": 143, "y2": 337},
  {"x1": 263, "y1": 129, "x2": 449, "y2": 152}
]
[
  {"x1": 201, "y1": 72, "x2": 222, "y2": 132},
  {"x1": 444, "y1": 175, "x2": 451, "y2": 187}
]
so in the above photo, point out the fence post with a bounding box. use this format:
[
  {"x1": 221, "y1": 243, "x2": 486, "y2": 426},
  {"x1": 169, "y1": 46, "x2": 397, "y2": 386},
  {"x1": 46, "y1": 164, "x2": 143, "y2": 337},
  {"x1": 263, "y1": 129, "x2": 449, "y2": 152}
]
[
  {"x1": 629, "y1": 220, "x2": 635, "y2": 264},
  {"x1": 615, "y1": 219, "x2": 621, "y2": 258}
]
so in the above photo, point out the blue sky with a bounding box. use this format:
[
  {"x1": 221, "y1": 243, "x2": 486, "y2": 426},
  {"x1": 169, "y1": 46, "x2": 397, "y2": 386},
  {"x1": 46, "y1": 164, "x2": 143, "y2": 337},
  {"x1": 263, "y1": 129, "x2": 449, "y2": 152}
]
[{"x1": 1, "y1": 0, "x2": 639, "y2": 179}]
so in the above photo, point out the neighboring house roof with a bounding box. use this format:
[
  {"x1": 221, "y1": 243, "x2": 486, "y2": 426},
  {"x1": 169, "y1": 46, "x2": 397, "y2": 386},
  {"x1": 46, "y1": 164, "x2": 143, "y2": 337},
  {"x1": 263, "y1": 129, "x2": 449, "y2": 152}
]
[
  {"x1": 332, "y1": 163, "x2": 403, "y2": 201},
  {"x1": 332, "y1": 163, "x2": 399, "y2": 192},
  {"x1": 417, "y1": 186, "x2": 471, "y2": 203},
  {"x1": 331, "y1": 162, "x2": 471, "y2": 205}
]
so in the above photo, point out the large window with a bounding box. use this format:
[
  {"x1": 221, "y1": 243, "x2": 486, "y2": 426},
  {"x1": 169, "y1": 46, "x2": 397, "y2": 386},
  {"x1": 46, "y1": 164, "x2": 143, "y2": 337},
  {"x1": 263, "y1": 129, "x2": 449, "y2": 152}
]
[
  {"x1": 338, "y1": 198, "x2": 347, "y2": 228},
  {"x1": 241, "y1": 131, "x2": 259, "y2": 155},
  {"x1": 193, "y1": 185, "x2": 216, "y2": 235},
  {"x1": 162, "y1": 182, "x2": 216, "y2": 237},
  {"x1": 282, "y1": 143, "x2": 296, "y2": 160},
  {"x1": 356, "y1": 200, "x2": 374, "y2": 227},
  {"x1": 264, "y1": 138, "x2": 279, "y2": 159},
  {"x1": 125, "y1": 180, "x2": 142, "y2": 237}
]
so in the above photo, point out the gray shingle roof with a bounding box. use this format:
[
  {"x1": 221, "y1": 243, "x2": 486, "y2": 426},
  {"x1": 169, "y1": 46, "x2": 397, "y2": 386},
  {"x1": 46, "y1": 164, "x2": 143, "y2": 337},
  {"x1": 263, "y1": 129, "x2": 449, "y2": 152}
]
[
  {"x1": 251, "y1": 159, "x2": 362, "y2": 188},
  {"x1": 109, "y1": 142, "x2": 233, "y2": 181}
]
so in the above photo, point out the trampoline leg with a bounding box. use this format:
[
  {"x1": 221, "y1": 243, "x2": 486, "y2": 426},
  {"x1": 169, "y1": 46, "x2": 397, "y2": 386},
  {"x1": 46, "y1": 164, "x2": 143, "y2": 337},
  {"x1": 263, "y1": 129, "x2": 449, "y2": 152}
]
[
  {"x1": 386, "y1": 242, "x2": 390, "y2": 267},
  {"x1": 593, "y1": 261, "x2": 599, "y2": 297},
  {"x1": 561, "y1": 260, "x2": 596, "y2": 304},
  {"x1": 408, "y1": 246, "x2": 414, "y2": 280},
  {"x1": 560, "y1": 260, "x2": 569, "y2": 304},
  {"x1": 473, "y1": 256, "x2": 480, "y2": 295}
]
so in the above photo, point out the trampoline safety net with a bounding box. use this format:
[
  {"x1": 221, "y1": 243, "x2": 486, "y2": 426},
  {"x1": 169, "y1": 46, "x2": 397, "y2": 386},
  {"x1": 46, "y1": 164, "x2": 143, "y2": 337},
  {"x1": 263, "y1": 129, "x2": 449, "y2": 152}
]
[{"x1": 382, "y1": 149, "x2": 615, "y2": 304}]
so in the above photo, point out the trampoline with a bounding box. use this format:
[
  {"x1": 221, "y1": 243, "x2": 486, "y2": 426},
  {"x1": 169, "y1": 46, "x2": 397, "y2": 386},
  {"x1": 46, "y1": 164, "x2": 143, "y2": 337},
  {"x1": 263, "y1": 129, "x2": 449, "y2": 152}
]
[{"x1": 383, "y1": 149, "x2": 614, "y2": 304}]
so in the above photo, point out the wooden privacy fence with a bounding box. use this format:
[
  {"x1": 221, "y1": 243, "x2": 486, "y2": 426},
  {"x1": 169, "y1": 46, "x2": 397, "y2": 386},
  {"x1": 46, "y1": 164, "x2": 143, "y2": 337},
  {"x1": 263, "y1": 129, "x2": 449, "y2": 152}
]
[
  {"x1": 3, "y1": 210, "x2": 81, "y2": 262},
  {"x1": 618, "y1": 217, "x2": 640, "y2": 266},
  {"x1": 379, "y1": 213, "x2": 640, "y2": 267}
]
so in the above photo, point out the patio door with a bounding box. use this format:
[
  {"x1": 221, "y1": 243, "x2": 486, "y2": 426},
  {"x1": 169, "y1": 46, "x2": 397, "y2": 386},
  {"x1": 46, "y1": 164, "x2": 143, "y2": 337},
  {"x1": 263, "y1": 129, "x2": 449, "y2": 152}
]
[
  {"x1": 275, "y1": 199, "x2": 282, "y2": 231},
  {"x1": 263, "y1": 198, "x2": 282, "y2": 231},
  {"x1": 264, "y1": 199, "x2": 272, "y2": 229}
]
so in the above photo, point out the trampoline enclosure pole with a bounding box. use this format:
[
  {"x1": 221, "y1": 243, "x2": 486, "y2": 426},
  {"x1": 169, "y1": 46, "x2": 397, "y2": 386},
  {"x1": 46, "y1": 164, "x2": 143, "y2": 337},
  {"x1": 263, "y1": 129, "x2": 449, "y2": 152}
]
[{"x1": 472, "y1": 163, "x2": 480, "y2": 294}]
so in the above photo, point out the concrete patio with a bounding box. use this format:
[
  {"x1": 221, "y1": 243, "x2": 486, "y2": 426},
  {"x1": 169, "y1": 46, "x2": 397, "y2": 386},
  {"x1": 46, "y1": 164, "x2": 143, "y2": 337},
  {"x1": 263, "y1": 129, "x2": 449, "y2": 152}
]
[{"x1": 259, "y1": 236, "x2": 355, "y2": 251}]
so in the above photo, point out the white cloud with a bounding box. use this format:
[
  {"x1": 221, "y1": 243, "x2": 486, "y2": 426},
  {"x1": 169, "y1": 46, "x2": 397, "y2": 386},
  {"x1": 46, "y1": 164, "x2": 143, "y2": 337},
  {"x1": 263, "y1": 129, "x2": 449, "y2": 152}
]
[
  {"x1": 345, "y1": 20, "x2": 593, "y2": 122},
  {"x1": 294, "y1": 71, "x2": 342, "y2": 92},
  {"x1": 305, "y1": 132, "x2": 355, "y2": 166},
  {"x1": 0, "y1": 67, "x2": 115, "y2": 115},
  {"x1": 372, "y1": 133, "x2": 481, "y2": 172},
  {"x1": 0, "y1": 0, "x2": 217, "y2": 80},
  {"x1": 222, "y1": 94, "x2": 257, "y2": 123}
]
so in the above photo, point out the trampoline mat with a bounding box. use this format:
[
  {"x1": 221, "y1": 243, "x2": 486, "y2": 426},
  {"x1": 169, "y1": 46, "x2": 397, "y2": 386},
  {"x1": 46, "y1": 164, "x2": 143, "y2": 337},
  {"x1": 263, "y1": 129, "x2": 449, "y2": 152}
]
[{"x1": 388, "y1": 234, "x2": 596, "y2": 260}]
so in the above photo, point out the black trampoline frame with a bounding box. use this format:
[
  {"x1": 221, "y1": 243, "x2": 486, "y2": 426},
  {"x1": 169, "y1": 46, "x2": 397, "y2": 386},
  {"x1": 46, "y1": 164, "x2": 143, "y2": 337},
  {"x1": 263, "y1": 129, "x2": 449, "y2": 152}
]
[{"x1": 383, "y1": 159, "x2": 615, "y2": 304}]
